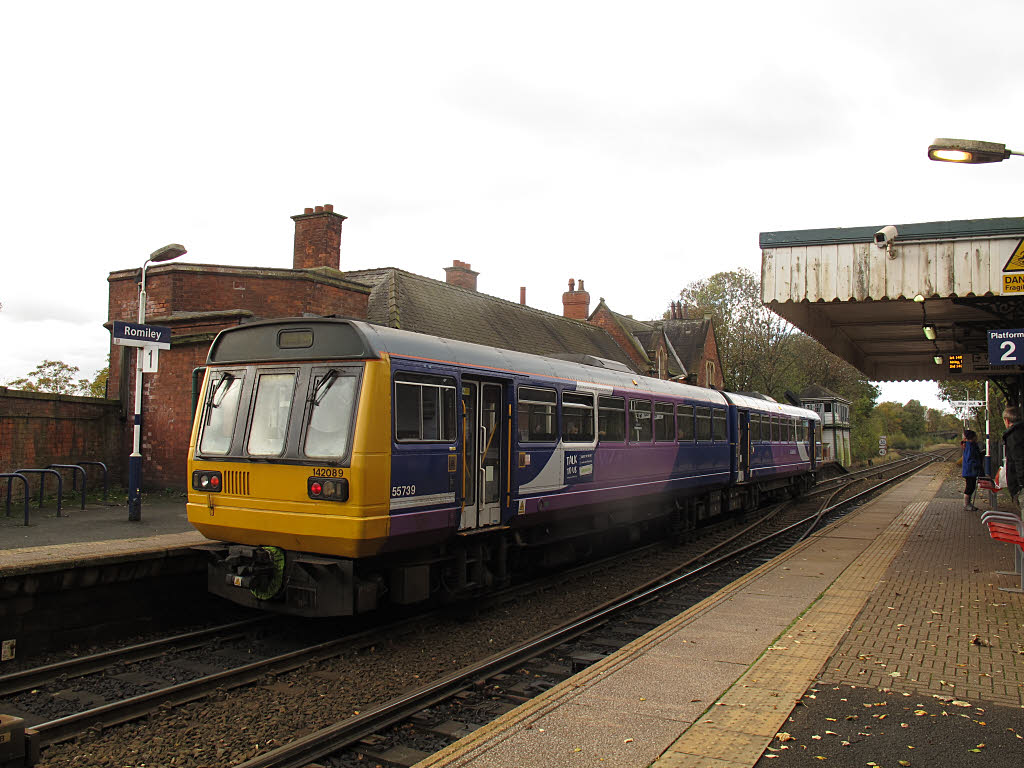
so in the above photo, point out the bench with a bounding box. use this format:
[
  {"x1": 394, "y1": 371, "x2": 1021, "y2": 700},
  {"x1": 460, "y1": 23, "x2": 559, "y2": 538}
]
[{"x1": 981, "y1": 510, "x2": 1024, "y2": 594}]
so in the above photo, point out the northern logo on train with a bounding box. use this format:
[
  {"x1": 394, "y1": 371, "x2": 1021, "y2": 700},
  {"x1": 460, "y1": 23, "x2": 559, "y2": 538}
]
[{"x1": 1002, "y1": 238, "x2": 1024, "y2": 294}]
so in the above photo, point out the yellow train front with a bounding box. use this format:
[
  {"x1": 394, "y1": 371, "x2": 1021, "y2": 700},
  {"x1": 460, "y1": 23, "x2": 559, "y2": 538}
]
[{"x1": 187, "y1": 319, "x2": 406, "y2": 616}]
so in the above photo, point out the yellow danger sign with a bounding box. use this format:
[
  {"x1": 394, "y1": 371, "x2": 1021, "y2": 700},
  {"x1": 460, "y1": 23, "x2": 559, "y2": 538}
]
[
  {"x1": 1002, "y1": 238, "x2": 1024, "y2": 293},
  {"x1": 1004, "y1": 238, "x2": 1024, "y2": 271}
]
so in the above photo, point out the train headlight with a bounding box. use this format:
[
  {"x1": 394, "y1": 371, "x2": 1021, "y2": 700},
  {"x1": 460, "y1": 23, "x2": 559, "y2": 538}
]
[
  {"x1": 192, "y1": 470, "x2": 223, "y2": 492},
  {"x1": 308, "y1": 477, "x2": 349, "y2": 502}
]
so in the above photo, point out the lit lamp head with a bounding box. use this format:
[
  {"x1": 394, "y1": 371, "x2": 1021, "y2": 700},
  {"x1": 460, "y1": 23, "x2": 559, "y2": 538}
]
[
  {"x1": 928, "y1": 138, "x2": 1014, "y2": 164},
  {"x1": 922, "y1": 324, "x2": 937, "y2": 340}
]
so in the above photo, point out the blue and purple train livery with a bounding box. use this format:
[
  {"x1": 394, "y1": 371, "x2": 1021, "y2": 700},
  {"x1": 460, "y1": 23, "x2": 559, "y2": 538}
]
[{"x1": 186, "y1": 318, "x2": 821, "y2": 616}]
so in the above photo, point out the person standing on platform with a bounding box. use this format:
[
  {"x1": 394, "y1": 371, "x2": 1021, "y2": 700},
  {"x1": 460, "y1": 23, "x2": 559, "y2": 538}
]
[
  {"x1": 1002, "y1": 405, "x2": 1024, "y2": 510},
  {"x1": 961, "y1": 429, "x2": 983, "y2": 511}
]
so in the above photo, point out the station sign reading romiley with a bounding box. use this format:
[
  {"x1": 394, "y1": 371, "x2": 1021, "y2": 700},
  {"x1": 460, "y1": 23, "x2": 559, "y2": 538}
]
[{"x1": 112, "y1": 320, "x2": 171, "y2": 350}]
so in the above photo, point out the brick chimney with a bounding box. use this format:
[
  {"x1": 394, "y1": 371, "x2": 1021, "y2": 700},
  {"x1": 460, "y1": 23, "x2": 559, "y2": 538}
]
[
  {"x1": 520, "y1": 287, "x2": 527, "y2": 305},
  {"x1": 444, "y1": 260, "x2": 479, "y2": 291},
  {"x1": 562, "y1": 278, "x2": 591, "y2": 320},
  {"x1": 291, "y1": 204, "x2": 346, "y2": 270}
]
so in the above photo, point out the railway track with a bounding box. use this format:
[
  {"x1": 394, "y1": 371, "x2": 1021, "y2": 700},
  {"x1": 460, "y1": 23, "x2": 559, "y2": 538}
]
[{"x1": 3, "y1": 449, "x2": 949, "y2": 766}]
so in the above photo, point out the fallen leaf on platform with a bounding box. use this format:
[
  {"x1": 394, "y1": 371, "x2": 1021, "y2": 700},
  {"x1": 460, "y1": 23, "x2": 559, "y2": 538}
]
[{"x1": 776, "y1": 733, "x2": 795, "y2": 742}]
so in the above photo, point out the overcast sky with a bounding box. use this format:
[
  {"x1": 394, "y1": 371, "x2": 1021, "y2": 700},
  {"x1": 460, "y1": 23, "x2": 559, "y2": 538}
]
[{"x1": 3, "y1": 1, "x2": 1022, "y2": 412}]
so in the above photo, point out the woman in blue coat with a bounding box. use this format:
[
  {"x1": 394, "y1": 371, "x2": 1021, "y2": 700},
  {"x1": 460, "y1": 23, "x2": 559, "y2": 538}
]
[{"x1": 961, "y1": 429, "x2": 983, "y2": 511}]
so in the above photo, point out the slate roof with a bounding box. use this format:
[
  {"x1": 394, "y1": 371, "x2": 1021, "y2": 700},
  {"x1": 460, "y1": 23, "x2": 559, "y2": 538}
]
[
  {"x1": 343, "y1": 268, "x2": 639, "y2": 371},
  {"x1": 609, "y1": 313, "x2": 713, "y2": 379},
  {"x1": 800, "y1": 384, "x2": 850, "y2": 402}
]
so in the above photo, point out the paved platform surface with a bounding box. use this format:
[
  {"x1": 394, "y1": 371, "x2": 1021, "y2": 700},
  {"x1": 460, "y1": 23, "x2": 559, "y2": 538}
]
[
  {"x1": 0, "y1": 492, "x2": 202, "y2": 575},
  {"x1": 418, "y1": 461, "x2": 1024, "y2": 768}
]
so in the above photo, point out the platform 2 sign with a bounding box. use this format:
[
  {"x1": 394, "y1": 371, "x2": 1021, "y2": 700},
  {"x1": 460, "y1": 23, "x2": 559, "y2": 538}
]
[
  {"x1": 112, "y1": 321, "x2": 171, "y2": 350},
  {"x1": 988, "y1": 329, "x2": 1024, "y2": 366}
]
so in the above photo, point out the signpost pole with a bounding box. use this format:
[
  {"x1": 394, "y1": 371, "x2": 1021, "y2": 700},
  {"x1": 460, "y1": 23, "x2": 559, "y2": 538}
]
[
  {"x1": 124, "y1": 244, "x2": 185, "y2": 522},
  {"x1": 127, "y1": 272, "x2": 148, "y2": 521}
]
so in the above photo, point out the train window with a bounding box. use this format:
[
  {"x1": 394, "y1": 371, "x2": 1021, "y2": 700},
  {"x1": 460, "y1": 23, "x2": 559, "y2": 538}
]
[
  {"x1": 598, "y1": 395, "x2": 626, "y2": 442},
  {"x1": 198, "y1": 370, "x2": 244, "y2": 455},
  {"x1": 676, "y1": 404, "x2": 694, "y2": 441},
  {"x1": 712, "y1": 409, "x2": 727, "y2": 442},
  {"x1": 305, "y1": 371, "x2": 359, "y2": 458},
  {"x1": 247, "y1": 372, "x2": 296, "y2": 456},
  {"x1": 752, "y1": 413, "x2": 763, "y2": 442},
  {"x1": 771, "y1": 415, "x2": 779, "y2": 442},
  {"x1": 629, "y1": 400, "x2": 653, "y2": 442},
  {"x1": 562, "y1": 391, "x2": 595, "y2": 442},
  {"x1": 695, "y1": 406, "x2": 712, "y2": 441},
  {"x1": 518, "y1": 386, "x2": 557, "y2": 442},
  {"x1": 654, "y1": 402, "x2": 674, "y2": 442},
  {"x1": 394, "y1": 373, "x2": 457, "y2": 442}
]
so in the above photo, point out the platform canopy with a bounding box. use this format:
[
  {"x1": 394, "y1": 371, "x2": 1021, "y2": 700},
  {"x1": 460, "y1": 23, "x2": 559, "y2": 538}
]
[{"x1": 760, "y1": 217, "x2": 1024, "y2": 383}]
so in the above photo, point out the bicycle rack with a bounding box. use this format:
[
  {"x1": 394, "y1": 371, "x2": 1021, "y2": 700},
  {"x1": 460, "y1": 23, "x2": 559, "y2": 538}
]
[
  {"x1": 74, "y1": 460, "x2": 109, "y2": 501},
  {"x1": 14, "y1": 468, "x2": 63, "y2": 517},
  {"x1": 48, "y1": 464, "x2": 87, "y2": 511},
  {"x1": 2, "y1": 472, "x2": 31, "y2": 525}
]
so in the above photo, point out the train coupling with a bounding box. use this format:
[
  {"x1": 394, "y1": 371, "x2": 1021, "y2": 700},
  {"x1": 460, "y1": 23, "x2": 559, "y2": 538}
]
[{"x1": 222, "y1": 546, "x2": 279, "y2": 590}]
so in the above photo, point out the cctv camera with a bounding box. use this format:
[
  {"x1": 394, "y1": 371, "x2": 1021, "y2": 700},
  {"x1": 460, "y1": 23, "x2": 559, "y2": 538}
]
[{"x1": 874, "y1": 225, "x2": 898, "y2": 247}]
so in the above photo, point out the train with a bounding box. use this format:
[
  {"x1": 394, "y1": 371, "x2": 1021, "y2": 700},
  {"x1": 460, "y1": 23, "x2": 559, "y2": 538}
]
[{"x1": 186, "y1": 317, "x2": 821, "y2": 617}]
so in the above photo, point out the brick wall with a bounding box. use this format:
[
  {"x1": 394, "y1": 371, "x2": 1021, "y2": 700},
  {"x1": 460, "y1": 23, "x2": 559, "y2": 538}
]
[
  {"x1": 107, "y1": 263, "x2": 370, "y2": 489},
  {"x1": 588, "y1": 304, "x2": 650, "y2": 372},
  {"x1": 0, "y1": 388, "x2": 122, "y2": 490},
  {"x1": 698, "y1": 322, "x2": 725, "y2": 389}
]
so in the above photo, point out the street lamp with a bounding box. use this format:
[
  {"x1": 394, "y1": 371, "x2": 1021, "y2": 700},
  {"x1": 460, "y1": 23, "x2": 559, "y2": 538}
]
[
  {"x1": 927, "y1": 137, "x2": 1022, "y2": 164},
  {"x1": 127, "y1": 243, "x2": 186, "y2": 521}
]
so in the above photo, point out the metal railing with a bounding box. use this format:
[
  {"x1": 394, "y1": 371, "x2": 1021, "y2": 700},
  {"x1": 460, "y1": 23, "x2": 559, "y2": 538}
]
[{"x1": 2, "y1": 472, "x2": 30, "y2": 525}]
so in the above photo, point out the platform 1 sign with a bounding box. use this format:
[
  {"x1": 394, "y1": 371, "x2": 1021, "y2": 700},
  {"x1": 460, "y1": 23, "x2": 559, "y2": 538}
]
[
  {"x1": 987, "y1": 329, "x2": 1024, "y2": 366},
  {"x1": 112, "y1": 321, "x2": 171, "y2": 350}
]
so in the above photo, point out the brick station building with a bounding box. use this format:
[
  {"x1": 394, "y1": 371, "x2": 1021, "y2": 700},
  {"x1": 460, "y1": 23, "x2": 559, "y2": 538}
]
[{"x1": 107, "y1": 205, "x2": 723, "y2": 489}]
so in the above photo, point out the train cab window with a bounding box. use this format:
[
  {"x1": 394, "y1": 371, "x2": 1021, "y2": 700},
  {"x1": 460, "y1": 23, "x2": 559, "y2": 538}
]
[
  {"x1": 562, "y1": 391, "x2": 595, "y2": 442},
  {"x1": 771, "y1": 415, "x2": 780, "y2": 442},
  {"x1": 629, "y1": 399, "x2": 653, "y2": 442},
  {"x1": 712, "y1": 409, "x2": 727, "y2": 442},
  {"x1": 305, "y1": 371, "x2": 360, "y2": 458},
  {"x1": 198, "y1": 370, "x2": 244, "y2": 455},
  {"x1": 654, "y1": 402, "x2": 674, "y2": 442},
  {"x1": 676, "y1": 404, "x2": 695, "y2": 441},
  {"x1": 518, "y1": 386, "x2": 557, "y2": 442},
  {"x1": 695, "y1": 406, "x2": 712, "y2": 441},
  {"x1": 598, "y1": 395, "x2": 626, "y2": 442},
  {"x1": 247, "y1": 372, "x2": 296, "y2": 456},
  {"x1": 395, "y1": 373, "x2": 457, "y2": 442}
]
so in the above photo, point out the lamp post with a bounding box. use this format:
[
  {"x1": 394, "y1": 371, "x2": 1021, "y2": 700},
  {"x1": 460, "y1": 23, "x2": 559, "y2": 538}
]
[
  {"x1": 127, "y1": 243, "x2": 186, "y2": 521},
  {"x1": 927, "y1": 138, "x2": 1022, "y2": 164}
]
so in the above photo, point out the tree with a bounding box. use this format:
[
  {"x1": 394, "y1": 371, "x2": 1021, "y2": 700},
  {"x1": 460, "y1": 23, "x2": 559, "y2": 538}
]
[
  {"x1": 678, "y1": 269, "x2": 796, "y2": 394},
  {"x1": 7, "y1": 359, "x2": 108, "y2": 397}
]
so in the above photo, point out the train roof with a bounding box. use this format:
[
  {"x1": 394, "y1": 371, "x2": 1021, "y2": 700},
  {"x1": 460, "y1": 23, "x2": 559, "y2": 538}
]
[
  {"x1": 207, "y1": 317, "x2": 731, "y2": 405},
  {"x1": 723, "y1": 392, "x2": 821, "y2": 422}
]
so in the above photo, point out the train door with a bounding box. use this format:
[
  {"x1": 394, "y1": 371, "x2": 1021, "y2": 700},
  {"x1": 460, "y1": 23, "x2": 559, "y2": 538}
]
[
  {"x1": 460, "y1": 379, "x2": 504, "y2": 529},
  {"x1": 738, "y1": 409, "x2": 750, "y2": 481}
]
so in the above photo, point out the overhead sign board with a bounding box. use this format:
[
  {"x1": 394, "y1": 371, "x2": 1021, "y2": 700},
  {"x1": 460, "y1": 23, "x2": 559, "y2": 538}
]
[
  {"x1": 987, "y1": 329, "x2": 1024, "y2": 366},
  {"x1": 112, "y1": 321, "x2": 171, "y2": 350}
]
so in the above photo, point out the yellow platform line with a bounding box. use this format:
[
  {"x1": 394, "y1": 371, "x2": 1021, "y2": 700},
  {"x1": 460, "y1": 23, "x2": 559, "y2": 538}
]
[{"x1": 652, "y1": 477, "x2": 943, "y2": 768}]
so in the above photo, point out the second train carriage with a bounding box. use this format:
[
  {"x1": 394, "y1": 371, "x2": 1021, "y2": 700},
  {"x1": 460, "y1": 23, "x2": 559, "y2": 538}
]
[{"x1": 187, "y1": 318, "x2": 820, "y2": 616}]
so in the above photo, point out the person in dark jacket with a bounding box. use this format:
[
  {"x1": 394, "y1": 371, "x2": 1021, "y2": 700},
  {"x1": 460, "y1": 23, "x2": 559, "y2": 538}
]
[
  {"x1": 1003, "y1": 406, "x2": 1024, "y2": 510},
  {"x1": 961, "y1": 429, "x2": 984, "y2": 511}
]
